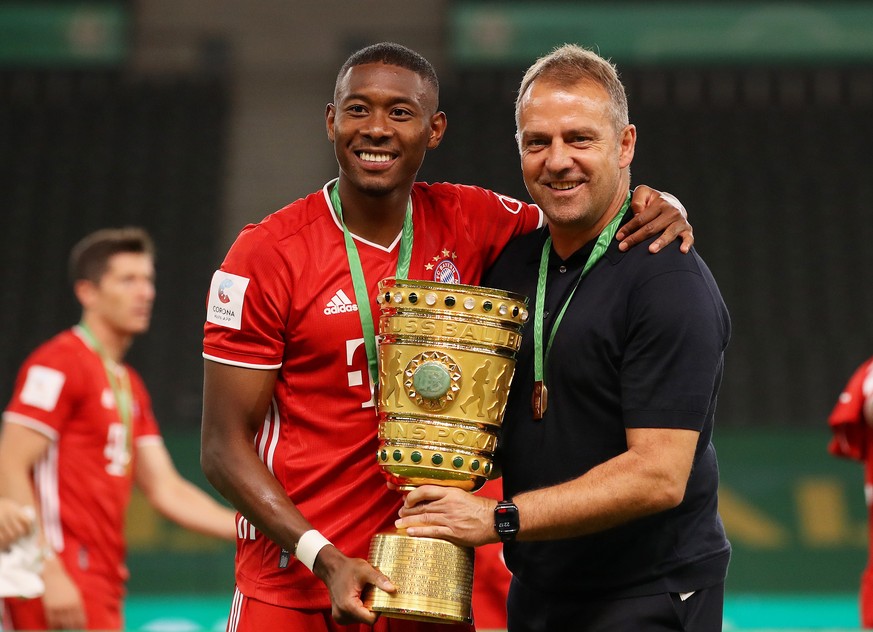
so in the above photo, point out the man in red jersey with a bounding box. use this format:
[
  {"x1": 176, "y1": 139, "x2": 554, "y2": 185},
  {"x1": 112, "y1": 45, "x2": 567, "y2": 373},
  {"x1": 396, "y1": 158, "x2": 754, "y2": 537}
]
[
  {"x1": 201, "y1": 42, "x2": 694, "y2": 632},
  {"x1": 0, "y1": 227, "x2": 237, "y2": 631},
  {"x1": 828, "y1": 357, "x2": 873, "y2": 627}
]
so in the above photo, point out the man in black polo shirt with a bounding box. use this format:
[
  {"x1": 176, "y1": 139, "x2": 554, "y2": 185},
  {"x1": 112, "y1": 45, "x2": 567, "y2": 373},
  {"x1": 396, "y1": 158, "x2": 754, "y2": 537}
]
[{"x1": 396, "y1": 44, "x2": 730, "y2": 631}]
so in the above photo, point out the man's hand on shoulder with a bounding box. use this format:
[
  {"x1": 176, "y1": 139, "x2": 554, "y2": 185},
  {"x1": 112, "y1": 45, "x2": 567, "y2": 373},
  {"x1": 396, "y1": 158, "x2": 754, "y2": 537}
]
[{"x1": 618, "y1": 185, "x2": 694, "y2": 254}]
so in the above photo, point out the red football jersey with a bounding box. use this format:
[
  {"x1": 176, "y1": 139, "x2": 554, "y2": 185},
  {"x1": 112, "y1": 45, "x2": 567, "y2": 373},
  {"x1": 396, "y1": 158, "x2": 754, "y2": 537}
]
[
  {"x1": 3, "y1": 328, "x2": 161, "y2": 586},
  {"x1": 202, "y1": 180, "x2": 542, "y2": 608},
  {"x1": 827, "y1": 357, "x2": 873, "y2": 626},
  {"x1": 828, "y1": 358, "x2": 873, "y2": 463}
]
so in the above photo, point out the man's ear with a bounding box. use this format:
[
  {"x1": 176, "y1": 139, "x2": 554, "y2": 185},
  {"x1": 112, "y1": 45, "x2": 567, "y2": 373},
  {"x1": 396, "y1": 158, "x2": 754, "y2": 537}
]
[
  {"x1": 618, "y1": 124, "x2": 636, "y2": 169},
  {"x1": 74, "y1": 279, "x2": 98, "y2": 310},
  {"x1": 426, "y1": 111, "x2": 448, "y2": 150},
  {"x1": 325, "y1": 103, "x2": 337, "y2": 143}
]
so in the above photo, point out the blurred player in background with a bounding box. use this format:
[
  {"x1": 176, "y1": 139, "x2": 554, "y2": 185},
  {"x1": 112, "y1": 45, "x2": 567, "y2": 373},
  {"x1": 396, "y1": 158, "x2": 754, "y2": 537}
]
[
  {"x1": 828, "y1": 356, "x2": 873, "y2": 628},
  {"x1": 0, "y1": 227, "x2": 237, "y2": 631}
]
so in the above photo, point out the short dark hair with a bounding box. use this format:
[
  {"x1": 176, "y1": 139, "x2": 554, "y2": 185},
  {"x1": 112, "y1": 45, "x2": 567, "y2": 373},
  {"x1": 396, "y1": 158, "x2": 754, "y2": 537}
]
[
  {"x1": 69, "y1": 227, "x2": 154, "y2": 285},
  {"x1": 335, "y1": 42, "x2": 439, "y2": 103}
]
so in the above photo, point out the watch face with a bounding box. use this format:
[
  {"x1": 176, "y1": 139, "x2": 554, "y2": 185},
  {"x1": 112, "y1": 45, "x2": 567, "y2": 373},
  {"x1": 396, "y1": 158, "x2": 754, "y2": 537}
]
[{"x1": 495, "y1": 501, "x2": 519, "y2": 541}]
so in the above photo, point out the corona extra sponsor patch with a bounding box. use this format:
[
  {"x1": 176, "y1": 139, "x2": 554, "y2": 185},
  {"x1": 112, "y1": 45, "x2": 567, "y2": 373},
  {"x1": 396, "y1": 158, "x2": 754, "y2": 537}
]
[{"x1": 207, "y1": 271, "x2": 249, "y2": 330}]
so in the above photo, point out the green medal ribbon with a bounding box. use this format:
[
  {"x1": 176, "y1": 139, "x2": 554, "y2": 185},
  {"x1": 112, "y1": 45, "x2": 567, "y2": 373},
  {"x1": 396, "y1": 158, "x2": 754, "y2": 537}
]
[
  {"x1": 330, "y1": 181, "x2": 413, "y2": 388},
  {"x1": 77, "y1": 322, "x2": 133, "y2": 472},
  {"x1": 532, "y1": 191, "x2": 631, "y2": 418}
]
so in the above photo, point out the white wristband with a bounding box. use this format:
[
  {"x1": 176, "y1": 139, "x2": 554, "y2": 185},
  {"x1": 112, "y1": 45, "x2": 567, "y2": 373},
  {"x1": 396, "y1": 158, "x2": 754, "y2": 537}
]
[{"x1": 295, "y1": 529, "x2": 332, "y2": 572}]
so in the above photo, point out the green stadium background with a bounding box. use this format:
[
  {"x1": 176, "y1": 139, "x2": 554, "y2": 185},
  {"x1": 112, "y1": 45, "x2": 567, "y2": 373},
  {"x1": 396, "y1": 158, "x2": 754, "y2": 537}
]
[{"x1": 1, "y1": 1, "x2": 872, "y2": 630}]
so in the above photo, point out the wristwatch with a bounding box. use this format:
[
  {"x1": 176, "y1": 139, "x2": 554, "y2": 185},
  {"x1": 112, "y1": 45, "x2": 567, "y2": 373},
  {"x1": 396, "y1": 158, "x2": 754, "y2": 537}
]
[{"x1": 494, "y1": 499, "x2": 520, "y2": 542}]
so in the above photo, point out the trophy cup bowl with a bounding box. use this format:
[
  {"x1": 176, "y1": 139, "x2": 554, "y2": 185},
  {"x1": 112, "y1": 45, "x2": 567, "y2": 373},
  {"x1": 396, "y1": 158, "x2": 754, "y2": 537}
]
[{"x1": 363, "y1": 278, "x2": 528, "y2": 623}]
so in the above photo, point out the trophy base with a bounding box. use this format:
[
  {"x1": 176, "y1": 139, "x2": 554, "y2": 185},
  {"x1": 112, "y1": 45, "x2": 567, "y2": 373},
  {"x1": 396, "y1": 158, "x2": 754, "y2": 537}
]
[{"x1": 363, "y1": 531, "x2": 474, "y2": 624}]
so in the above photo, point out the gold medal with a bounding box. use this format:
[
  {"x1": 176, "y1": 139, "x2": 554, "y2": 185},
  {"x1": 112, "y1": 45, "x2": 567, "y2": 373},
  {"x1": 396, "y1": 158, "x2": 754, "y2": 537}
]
[{"x1": 531, "y1": 381, "x2": 548, "y2": 419}]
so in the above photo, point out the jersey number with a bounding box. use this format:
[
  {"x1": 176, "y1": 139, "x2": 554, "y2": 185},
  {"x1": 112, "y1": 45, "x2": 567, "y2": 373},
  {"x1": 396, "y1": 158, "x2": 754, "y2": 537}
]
[
  {"x1": 346, "y1": 337, "x2": 375, "y2": 409},
  {"x1": 104, "y1": 422, "x2": 130, "y2": 476}
]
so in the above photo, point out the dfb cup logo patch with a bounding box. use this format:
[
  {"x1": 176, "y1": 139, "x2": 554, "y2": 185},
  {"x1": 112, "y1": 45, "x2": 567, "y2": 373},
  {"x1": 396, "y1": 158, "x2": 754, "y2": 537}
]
[{"x1": 434, "y1": 259, "x2": 461, "y2": 284}]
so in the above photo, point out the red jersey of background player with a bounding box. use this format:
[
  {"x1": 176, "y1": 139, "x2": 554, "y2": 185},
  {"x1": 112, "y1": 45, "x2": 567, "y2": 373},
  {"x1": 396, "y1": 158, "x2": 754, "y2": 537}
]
[
  {"x1": 828, "y1": 357, "x2": 873, "y2": 627},
  {"x1": 3, "y1": 327, "x2": 161, "y2": 592},
  {"x1": 202, "y1": 180, "x2": 541, "y2": 609}
]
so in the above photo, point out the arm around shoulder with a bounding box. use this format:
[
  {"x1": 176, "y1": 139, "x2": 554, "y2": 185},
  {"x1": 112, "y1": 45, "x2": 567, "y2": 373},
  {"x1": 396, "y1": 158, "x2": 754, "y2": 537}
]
[{"x1": 618, "y1": 185, "x2": 694, "y2": 253}]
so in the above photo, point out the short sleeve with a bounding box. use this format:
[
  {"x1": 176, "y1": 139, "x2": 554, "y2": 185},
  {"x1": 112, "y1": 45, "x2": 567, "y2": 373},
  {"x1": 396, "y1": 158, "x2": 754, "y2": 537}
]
[
  {"x1": 621, "y1": 267, "x2": 729, "y2": 431},
  {"x1": 4, "y1": 347, "x2": 80, "y2": 440},
  {"x1": 203, "y1": 224, "x2": 292, "y2": 369}
]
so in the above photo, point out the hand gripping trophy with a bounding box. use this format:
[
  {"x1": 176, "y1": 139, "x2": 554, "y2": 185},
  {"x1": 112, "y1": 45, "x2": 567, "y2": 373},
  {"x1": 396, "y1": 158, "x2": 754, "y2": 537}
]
[{"x1": 363, "y1": 278, "x2": 528, "y2": 623}]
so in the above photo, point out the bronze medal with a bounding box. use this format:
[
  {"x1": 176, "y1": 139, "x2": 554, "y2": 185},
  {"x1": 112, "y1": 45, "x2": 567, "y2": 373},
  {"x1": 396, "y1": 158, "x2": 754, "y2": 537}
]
[{"x1": 531, "y1": 381, "x2": 548, "y2": 419}]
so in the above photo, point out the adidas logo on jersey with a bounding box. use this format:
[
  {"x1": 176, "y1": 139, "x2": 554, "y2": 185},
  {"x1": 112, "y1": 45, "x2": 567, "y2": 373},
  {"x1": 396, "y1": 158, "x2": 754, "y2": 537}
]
[{"x1": 324, "y1": 289, "x2": 359, "y2": 315}]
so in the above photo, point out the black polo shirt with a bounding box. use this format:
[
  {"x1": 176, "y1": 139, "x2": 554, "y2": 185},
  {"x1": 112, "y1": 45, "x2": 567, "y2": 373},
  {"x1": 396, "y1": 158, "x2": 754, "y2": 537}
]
[{"x1": 484, "y1": 205, "x2": 731, "y2": 598}]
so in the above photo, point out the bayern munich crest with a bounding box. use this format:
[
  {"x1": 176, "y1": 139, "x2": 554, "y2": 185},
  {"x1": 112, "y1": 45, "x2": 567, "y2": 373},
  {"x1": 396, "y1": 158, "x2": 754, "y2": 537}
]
[{"x1": 433, "y1": 259, "x2": 460, "y2": 284}]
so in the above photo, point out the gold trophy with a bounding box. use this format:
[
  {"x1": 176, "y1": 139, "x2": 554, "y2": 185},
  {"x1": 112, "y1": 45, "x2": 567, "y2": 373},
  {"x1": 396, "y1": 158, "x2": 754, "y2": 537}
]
[{"x1": 363, "y1": 278, "x2": 528, "y2": 623}]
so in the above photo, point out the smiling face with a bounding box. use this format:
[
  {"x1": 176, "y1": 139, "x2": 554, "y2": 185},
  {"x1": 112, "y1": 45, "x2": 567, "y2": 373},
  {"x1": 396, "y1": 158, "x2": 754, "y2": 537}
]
[
  {"x1": 326, "y1": 62, "x2": 446, "y2": 198},
  {"x1": 517, "y1": 77, "x2": 635, "y2": 245}
]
